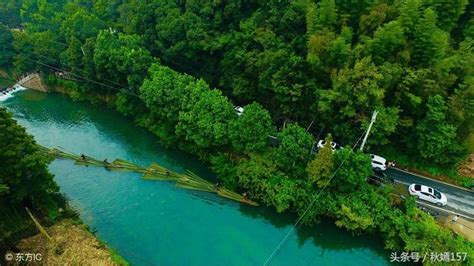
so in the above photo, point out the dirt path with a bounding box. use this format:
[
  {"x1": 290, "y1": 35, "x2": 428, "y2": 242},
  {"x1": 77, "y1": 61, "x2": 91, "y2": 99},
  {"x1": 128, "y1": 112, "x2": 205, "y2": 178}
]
[
  {"x1": 458, "y1": 154, "x2": 474, "y2": 178},
  {"x1": 443, "y1": 215, "x2": 474, "y2": 242},
  {"x1": 8, "y1": 219, "x2": 126, "y2": 265}
]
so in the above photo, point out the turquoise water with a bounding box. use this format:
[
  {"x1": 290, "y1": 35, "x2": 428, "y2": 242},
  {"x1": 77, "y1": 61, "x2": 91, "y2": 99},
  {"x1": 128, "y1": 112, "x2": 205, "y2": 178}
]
[{"x1": 2, "y1": 90, "x2": 392, "y2": 265}]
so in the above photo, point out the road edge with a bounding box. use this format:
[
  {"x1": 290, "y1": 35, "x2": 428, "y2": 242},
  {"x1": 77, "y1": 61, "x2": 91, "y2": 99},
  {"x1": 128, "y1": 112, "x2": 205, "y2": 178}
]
[{"x1": 391, "y1": 167, "x2": 473, "y2": 193}]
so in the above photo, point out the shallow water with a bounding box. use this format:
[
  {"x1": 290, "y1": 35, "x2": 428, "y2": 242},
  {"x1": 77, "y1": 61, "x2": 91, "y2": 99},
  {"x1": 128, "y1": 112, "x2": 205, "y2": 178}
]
[
  {"x1": 2, "y1": 90, "x2": 394, "y2": 266},
  {"x1": 0, "y1": 85, "x2": 27, "y2": 102}
]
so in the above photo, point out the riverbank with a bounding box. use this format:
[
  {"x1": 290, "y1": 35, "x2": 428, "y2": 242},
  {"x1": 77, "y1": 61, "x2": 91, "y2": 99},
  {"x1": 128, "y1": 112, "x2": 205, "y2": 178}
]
[
  {"x1": 3, "y1": 89, "x2": 396, "y2": 265},
  {"x1": 27, "y1": 73, "x2": 473, "y2": 264},
  {"x1": 0, "y1": 100, "x2": 128, "y2": 265},
  {"x1": 13, "y1": 219, "x2": 127, "y2": 265}
]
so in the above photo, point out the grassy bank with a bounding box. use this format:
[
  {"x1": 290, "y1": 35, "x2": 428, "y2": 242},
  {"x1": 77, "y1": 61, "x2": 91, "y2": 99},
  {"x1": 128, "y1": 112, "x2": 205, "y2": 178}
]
[{"x1": 15, "y1": 218, "x2": 128, "y2": 265}]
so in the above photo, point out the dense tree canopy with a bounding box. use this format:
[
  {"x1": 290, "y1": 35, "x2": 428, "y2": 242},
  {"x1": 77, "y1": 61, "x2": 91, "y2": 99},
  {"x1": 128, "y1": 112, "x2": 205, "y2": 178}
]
[
  {"x1": 0, "y1": 108, "x2": 59, "y2": 207},
  {"x1": 0, "y1": 23, "x2": 14, "y2": 67},
  {"x1": 0, "y1": 107, "x2": 62, "y2": 240},
  {"x1": 9, "y1": 0, "x2": 473, "y2": 166},
  {"x1": 4, "y1": 0, "x2": 474, "y2": 261}
]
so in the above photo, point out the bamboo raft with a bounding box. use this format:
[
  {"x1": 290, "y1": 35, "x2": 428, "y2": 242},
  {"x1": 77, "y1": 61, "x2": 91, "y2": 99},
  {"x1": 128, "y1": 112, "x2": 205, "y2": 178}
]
[{"x1": 39, "y1": 145, "x2": 258, "y2": 206}]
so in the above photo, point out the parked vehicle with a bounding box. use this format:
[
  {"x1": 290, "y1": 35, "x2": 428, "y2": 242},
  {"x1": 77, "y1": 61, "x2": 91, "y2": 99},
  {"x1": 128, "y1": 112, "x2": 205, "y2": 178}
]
[
  {"x1": 234, "y1": 106, "x2": 244, "y2": 116},
  {"x1": 408, "y1": 184, "x2": 447, "y2": 206},
  {"x1": 316, "y1": 140, "x2": 341, "y2": 152},
  {"x1": 370, "y1": 154, "x2": 387, "y2": 171},
  {"x1": 368, "y1": 170, "x2": 394, "y2": 186}
]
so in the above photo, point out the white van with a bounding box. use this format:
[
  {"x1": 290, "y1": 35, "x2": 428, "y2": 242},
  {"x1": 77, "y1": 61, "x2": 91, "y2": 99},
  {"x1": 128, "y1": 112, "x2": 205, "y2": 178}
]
[{"x1": 370, "y1": 154, "x2": 387, "y2": 171}]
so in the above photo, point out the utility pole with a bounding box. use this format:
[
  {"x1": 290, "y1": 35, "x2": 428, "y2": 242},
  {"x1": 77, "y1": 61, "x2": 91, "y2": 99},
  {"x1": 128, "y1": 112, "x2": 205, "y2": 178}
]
[{"x1": 360, "y1": 110, "x2": 378, "y2": 151}]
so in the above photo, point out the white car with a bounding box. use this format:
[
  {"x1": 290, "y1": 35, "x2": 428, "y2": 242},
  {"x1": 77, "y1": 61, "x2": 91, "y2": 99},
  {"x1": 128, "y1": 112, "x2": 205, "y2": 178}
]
[
  {"x1": 408, "y1": 184, "x2": 447, "y2": 206},
  {"x1": 234, "y1": 106, "x2": 244, "y2": 116},
  {"x1": 370, "y1": 154, "x2": 387, "y2": 171},
  {"x1": 317, "y1": 140, "x2": 341, "y2": 152}
]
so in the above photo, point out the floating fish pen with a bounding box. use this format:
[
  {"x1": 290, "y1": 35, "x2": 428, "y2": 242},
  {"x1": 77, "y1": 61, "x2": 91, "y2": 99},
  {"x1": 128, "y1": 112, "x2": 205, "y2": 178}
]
[{"x1": 38, "y1": 145, "x2": 258, "y2": 206}]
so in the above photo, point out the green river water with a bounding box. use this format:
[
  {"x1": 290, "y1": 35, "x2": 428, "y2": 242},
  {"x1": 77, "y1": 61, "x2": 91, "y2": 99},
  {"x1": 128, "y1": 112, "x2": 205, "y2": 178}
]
[{"x1": 2, "y1": 90, "x2": 394, "y2": 266}]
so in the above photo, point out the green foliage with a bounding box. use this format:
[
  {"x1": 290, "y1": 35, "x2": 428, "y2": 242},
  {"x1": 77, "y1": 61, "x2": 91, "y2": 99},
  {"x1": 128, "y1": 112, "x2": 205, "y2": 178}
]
[
  {"x1": 306, "y1": 135, "x2": 334, "y2": 187},
  {"x1": 229, "y1": 103, "x2": 275, "y2": 153},
  {"x1": 94, "y1": 31, "x2": 153, "y2": 89},
  {"x1": 412, "y1": 8, "x2": 448, "y2": 66},
  {"x1": 0, "y1": 23, "x2": 14, "y2": 67},
  {"x1": 7, "y1": 0, "x2": 474, "y2": 260},
  {"x1": 237, "y1": 153, "x2": 295, "y2": 213},
  {"x1": 274, "y1": 124, "x2": 314, "y2": 177},
  {"x1": 307, "y1": 0, "x2": 336, "y2": 32},
  {"x1": 416, "y1": 95, "x2": 466, "y2": 165},
  {"x1": 210, "y1": 153, "x2": 239, "y2": 189},
  {"x1": 0, "y1": 0, "x2": 22, "y2": 27},
  {"x1": 318, "y1": 57, "x2": 384, "y2": 142},
  {"x1": 332, "y1": 149, "x2": 372, "y2": 192},
  {"x1": 140, "y1": 64, "x2": 196, "y2": 125},
  {"x1": 0, "y1": 183, "x2": 9, "y2": 195},
  {"x1": 0, "y1": 108, "x2": 59, "y2": 207},
  {"x1": 367, "y1": 21, "x2": 406, "y2": 64},
  {"x1": 361, "y1": 107, "x2": 399, "y2": 147},
  {"x1": 429, "y1": 0, "x2": 468, "y2": 32},
  {"x1": 176, "y1": 88, "x2": 235, "y2": 150}
]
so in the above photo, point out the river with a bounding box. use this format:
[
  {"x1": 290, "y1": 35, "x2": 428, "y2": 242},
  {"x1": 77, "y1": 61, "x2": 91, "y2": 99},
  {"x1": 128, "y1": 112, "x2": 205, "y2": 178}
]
[{"x1": 2, "y1": 90, "x2": 393, "y2": 265}]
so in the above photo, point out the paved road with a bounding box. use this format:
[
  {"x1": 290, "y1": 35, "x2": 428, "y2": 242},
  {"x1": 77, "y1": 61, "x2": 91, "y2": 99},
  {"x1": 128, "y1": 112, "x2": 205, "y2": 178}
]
[{"x1": 387, "y1": 168, "x2": 474, "y2": 220}]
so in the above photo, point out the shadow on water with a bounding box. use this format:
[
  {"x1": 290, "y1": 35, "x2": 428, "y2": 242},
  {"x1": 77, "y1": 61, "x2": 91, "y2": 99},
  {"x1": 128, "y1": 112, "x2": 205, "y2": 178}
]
[
  {"x1": 3, "y1": 90, "x2": 216, "y2": 179},
  {"x1": 238, "y1": 204, "x2": 391, "y2": 258}
]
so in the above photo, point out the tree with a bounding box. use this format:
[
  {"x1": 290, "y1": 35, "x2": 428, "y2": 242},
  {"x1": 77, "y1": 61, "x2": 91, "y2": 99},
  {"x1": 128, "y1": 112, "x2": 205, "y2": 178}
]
[
  {"x1": 0, "y1": 107, "x2": 59, "y2": 210},
  {"x1": 368, "y1": 21, "x2": 406, "y2": 64},
  {"x1": 274, "y1": 123, "x2": 314, "y2": 177},
  {"x1": 59, "y1": 3, "x2": 105, "y2": 42},
  {"x1": 412, "y1": 8, "x2": 449, "y2": 66},
  {"x1": 358, "y1": 4, "x2": 392, "y2": 36},
  {"x1": 94, "y1": 31, "x2": 153, "y2": 90},
  {"x1": 320, "y1": 57, "x2": 384, "y2": 117},
  {"x1": 176, "y1": 87, "x2": 235, "y2": 149},
  {"x1": 306, "y1": 0, "x2": 336, "y2": 32},
  {"x1": 429, "y1": 0, "x2": 468, "y2": 32},
  {"x1": 416, "y1": 95, "x2": 465, "y2": 165},
  {"x1": 306, "y1": 135, "x2": 334, "y2": 187},
  {"x1": 228, "y1": 102, "x2": 275, "y2": 153},
  {"x1": 398, "y1": 0, "x2": 421, "y2": 38},
  {"x1": 0, "y1": 23, "x2": 14, "y2": 67},
  {"x1": 139, "y1": 64, "x2": 195, "y2": 124},
  {"x1": 360, "y1": 107, "x2": 399, "y2": 147},
  {"x1": 318, "y1": 57, "x2": 385, "y2": 142},
  {"x1": 237, "y1": 153, "x2": 296, "y2": 213},
  {"x1": 332, "y1": 149, "x2": 372, "y2": 192},
  {"x1": 448, "y1": 80, "x2": 474, "y2": 139}
]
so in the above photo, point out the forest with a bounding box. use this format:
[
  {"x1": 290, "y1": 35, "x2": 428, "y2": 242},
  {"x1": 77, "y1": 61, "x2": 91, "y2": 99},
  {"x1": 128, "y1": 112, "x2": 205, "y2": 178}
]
[{"x1": 0, "y1": 0, "x2": 473, "y2": 262}]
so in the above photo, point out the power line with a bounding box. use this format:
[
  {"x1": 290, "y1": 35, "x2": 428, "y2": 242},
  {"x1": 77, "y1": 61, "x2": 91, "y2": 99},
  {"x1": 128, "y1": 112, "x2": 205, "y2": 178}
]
[
  {"x1": 263, "y1": 131, "x2": 366, "y2": 266},
  {"x1": 15, "y1": 32, "x2": 133, "y2": 90},
  {"x1": 34, "y1": 53, "x2": 130, "y2": 90},
  {"x1": 17, "y1": 55, "x2": 140, "y2": 98}
]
